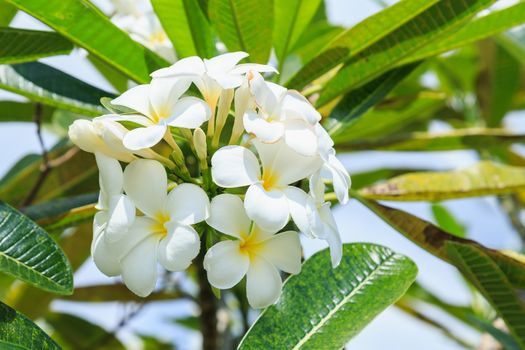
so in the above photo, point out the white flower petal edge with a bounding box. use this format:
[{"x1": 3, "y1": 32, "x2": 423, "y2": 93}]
[
  {"x1": 204, "y1": 194, "x2": 301, "y2": 308},
  {"x1": 211, "y1": 146, "x2": 261, "y2": 187}
]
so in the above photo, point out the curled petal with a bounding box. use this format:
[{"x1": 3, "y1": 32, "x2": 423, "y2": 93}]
[
  {"x1": 211, "y1": 146, "x2": 261, "y2": 188},
  {"x1": 121, "y1": 235, "x2": 159, "y2": 297},
  {"x1": 123, "y1": 159, "x2": 167, "y2": 217},
  {"x1": 204, "y1": 240, "x2": 249, "y2": 289},
  {"x1": 166, "y1": 183, "x2": 210, "y2": 225},
  {"x1": 123, "y1": 124, "x2": 167, "y2": 150},
  {"x1": 243, "y1": 110, "x2": 284, "y2": 143},
  {"x1": 206, "y1": 194, "x2": 251, "y2": 239},
  {"x1": 245, "y1": 183, "x2": 289, "y2": 232},
  {"x1": 246, "y1": 257, "x2": 282, "y2": 308},
  {"x1": 158, "y1": 223, "x2": 200, "y2": 271}
]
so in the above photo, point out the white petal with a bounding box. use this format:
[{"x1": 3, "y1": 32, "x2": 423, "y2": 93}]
[
  {"x1": 284, "y1": 186, "x2": 318, "y2": 238},
  {"x1": 95, "y1": 113, "x2": 152, "y2": 126},
  {"x1": 111, "y1": 84, "x2": 153, "y2": 118},
  {"x1": 258, "y1": 231, "x2": 301, "y2": 274},
  {"x1": 246, "y1": 257, "x2": 282, "y2": 308},
  {"x1": 326, "y1": 153, "x2": 351, "y2": 205},
  {"x1": 166, "y1": 183, "x2": 210, "y2": 225},
  {"x1": 319, "y1": 204, "x2": 343, "y2": 267},
  {"x1": 68, "y1": 119, "x2": 105, "y2": 154},
  {"x1": 105, "y1": 194, "x2": 135, "y2": 243},
  {"x1": 206, "y1": 194, "x2": 251, "y2": 238},
  {"x1": 150, "y1": 78, "x2": 192, "y2": 116},
  {"x1": 249, "y1": 71, "x2": 278, "y2": 114},
  {"x1": 92, "y1": 234, "x2": 121, "y2": 276},
  {"x1": 230, "y1": 63, "x2": 277, "y2": 75},
  {"x1": 123, "y1": 124, "x2": 167, "y2": 150},
  {"x1": 315, "y1": 123, "x2": 334, "y2": 157},
  {"x1": 150, "y1": 56, "x2": 206, "y2": 78},
  {"x1": 211, "y1": 146, "x2": 260, "y2": 188},
  {"x1": 253, "y1": 139, "x2": 322, "y2": 186},
  {"x1": 158, "y1": 223, "x2": 200, "y2": 271},
  {"x1": 167, "y1": 96, "x2": 211, "y2": 129},
  {"x1": 234, "y1": 79, "x2": 253, "y2": 120},
  {"x1": 309, "y1": 171, "x2": 325, "y2": 204},
  {"x1": 209, "y1": 71, "x2": 244, "y2": 90},
  {"x1": 243, "y1": 110, "x2": 284, "y2": 143},
  {"x1": 123, "y1": 159, "x2": 167, "y2": 217},
  {"x1": 245, "y1": 183, "x2": 289, "y2": 232},
  {"x1": 283, "y1": 119, "x2": 318, "y2": 156},
  {"x1": 95, "y1": 153, "x2": 123, "y2": 209},
  {"x1": 110, "y1": 217, "x2": 157, "y2": 259},
  {"x1": 205, "y1": 51, "x2": 249, "y2": 72},
  {"x1": 204, "y1": 240, "x2": 249, "y2": 289},
  {"x1": 92, "y1": 211, "x2": 107, "y2": 246},
  {"x1": 280, "y1": 91, "x2": 321, "y2": 124},
  {"x1": 121, "y1": 235, "x2": 159, "y2": 297}
]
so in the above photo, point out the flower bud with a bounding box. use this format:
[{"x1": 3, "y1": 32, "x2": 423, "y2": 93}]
[{"x1": 193, "y1": 128, "x2": 207, "y2": 162}]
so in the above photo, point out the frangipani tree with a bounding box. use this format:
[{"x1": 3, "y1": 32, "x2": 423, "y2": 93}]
[{"x1": 0, "y1": 0, "x2": 525, "y2": 349}]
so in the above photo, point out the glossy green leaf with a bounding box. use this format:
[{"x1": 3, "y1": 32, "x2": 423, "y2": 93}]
[
  {"x1": 273, "y1": 0, "x2": 322, "y2": 69},
  {"x1": 0, "y1": 62, "x2": 112, "y2": 116},
  {"x1": 47, "y1": 312, "x2": 124, "y2": 350},
  {"x1": 0, "y1": 101, "x2": 54, "y2": 122},
  {"x1": 431, "y1": 203, "x2": 466, "y2": 238},
  {"x1": 0, "y1": 1, "x2": 16, "y2": 26},
  {"x1": 23, "y1": 193, "x2": 97, "y2": 221},
  {"x1": 0, "y1": 28, "x2": 72, "y2": 64},
  {"x1": 359, "y1": 161, "x2": 525, "y2": 201},
  {"x1": 60, "y1": 284, "x2": 189, "y2": 303},
  {"x1": 332, "y1": 92, "x2": 446, "y2": 142},
  {"x1": 446, "y1": 242, "x2": 525, "y2": 348},
  {"x1": 0, "y1": 301, "x2": 60, "y2": 350},
  {"x1": 152, "y1": 0, "x2": 214, "y2": 58},
  {"x1": 209, "y1": 0, "x2": 273, "y2": 63},
  {"x1": 327, "y1": 63, "x2": 419, "y2": 137},
  {"x1": 399, "y1": 2, "x2": 525, "y2": 65},
  {"x1": 318, "y1": 0, "x2": 495, "y2": 106},
  {"x1": 87, "y1": 54, "x2": 128, "y2": 93},
  {"x1": 350, "y1": 168, "x2": 414, "y2": 190},
  {"x1": 0, "y1": 201, "x2": 73, "y2": 294},
  {"x1": 5, "y1": 0, "x2": 168, "y2": 83},
  {"x1": 238, "y1": 243, "x2": 417, "y2": 349},
  {"x1": 286, "y1": 0, "x2": 440, "y2": 89},
  {"x1": 354, "y1": 195, "x2": 525, "y2": 289},
  {"x1": 336, "y1": 128, "x2": 525, "y2": 151}
]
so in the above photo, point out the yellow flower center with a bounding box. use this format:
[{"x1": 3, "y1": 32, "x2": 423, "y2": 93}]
[
  {"x1": 238, "y1": 230, "x2": 264, "y2": 259},
  {"x1": 261, "y1": 170, "x2": 278, "y2": 191},
  {"x1": 151, "y1": 212, "x2": 170, "y2": 237}
]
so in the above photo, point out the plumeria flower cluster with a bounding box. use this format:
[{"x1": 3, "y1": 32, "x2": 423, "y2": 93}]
[{"x1": 69, "y1": 52, "x2": 350, "y2": 308}]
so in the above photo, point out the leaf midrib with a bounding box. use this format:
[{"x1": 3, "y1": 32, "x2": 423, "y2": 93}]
[
  {"x1": 292, "y1": 252, "x2": 396, "y2": 349},
  {"x1": 227, "y1": 0, "x2": 248, "y2": 53}
]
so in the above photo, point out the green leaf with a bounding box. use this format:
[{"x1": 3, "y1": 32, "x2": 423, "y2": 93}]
[
  {"x1": 209, "y1": 0, "x2": 273, "y2": 63},
  {"x1": 359, "y1": 161, "x2": 525, "y2": 201},
  {"x1": 354, "y1": 195, "x2": 525, "y2": 289},
  {"x1": 47, "y1": 312, "x2": 124, "y2": 350},
  {"x1": 238, "y1": 243, "x2": 417, "y2": 349},
  {"x1": 152, "y1": 0, "x2": 214, "y2": 58},
  {"x1": 286, "y1": 0, "x2": 440, "y2": 89},
  {"x1": 327, "y1": 63, "x2": 419, "y2": 137},
  {"x1": 5, "y1": 0, "x2": 168, "y2": 83},
  {"x1": 318, "y1": 0, "x2": 495, "y2": 106},
  {"x1": 0, "y1": 101, "x2": 55, "y2": 123},
  {"x1": 332, "y1": 91, "x2": 446, "y2": 142},
  {"x1": 60, "y1": 283, "x2": 189, "y2": 302},
  {"x1": 399, "y1": 2, "x2": 525, "y2": 66},
  {"x1": 87, "y1": 54, "x2": 128, "y2": 93},
  {"x1": 273, "y1": 0, "x2": 322, "y2": 68},
  {"x1": 468, "y1": 316, "x2": 522, "y2": 350},
  {"x1": 0, "y1": 62, "x2": 112, "y2": 116},
  {"x1": 446, "y1": 242, "x2": 525, "y2": 348},
  {"x1": 0, "y1": 301, "x2": 60, "y2": 350},
  {"x1": 23, "y1": 193, "x2": 97, "y2": 221},
  {"x1": 0, "y1": 28, "x2": 72, "y2": 64},
  {"x1": 0, "y1": 1, "x2": 16, "y2": 26},
  {"x1": 0, "y1": 201, "x2": 73, "y2": 294},
  {"x1": 336, "y1": 128, "x2": 525, "y2": 152},
  {"x1": 476, "y1": 40, "x2": 521, "y2": 127},
  {"x1": 431, "y1": 203, "x2": 466, "y2": 238}
]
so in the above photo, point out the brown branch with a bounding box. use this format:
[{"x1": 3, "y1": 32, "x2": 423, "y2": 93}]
[{"x1": 22, "y1": 103, "x2": 51, "y2": 206}]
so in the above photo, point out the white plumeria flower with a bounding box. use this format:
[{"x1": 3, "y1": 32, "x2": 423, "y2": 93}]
[
  {"x1": 151, "y1": 52, "x2": 276, "y2": 107},
  {"x1": 315, "y1": 125, "x2": 351, "y2": 204},
  {"x1": 244, "y1": 71, "x2": 321, "y2": 156},
  {"x1": 91, "y1": 153, "x2": 135, "y2": 277},
  {"x1": 286, "y1": 172, "x2": 343, "y2": 267},
  {"x1": 94, "y1": 159, "x2": 210, "y2": 297},
  {"x1": 211, "y1": 139, "x2": 322, "y2": 232},
  {"x1": 69, "y1": 118, "x2": 142, "y2": 162},
  {"x1": 110, "y1": 78, "x2": 210, "y2": 150},
  {"x1": 204, "y1": 194, "x2": 301, "y2": 308}
]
